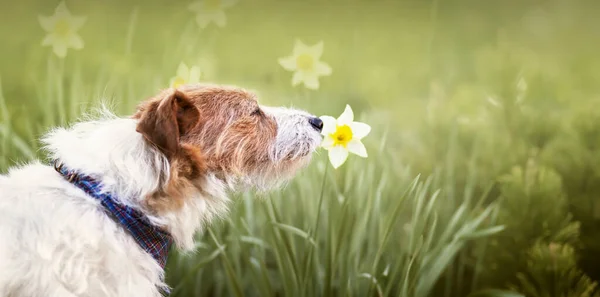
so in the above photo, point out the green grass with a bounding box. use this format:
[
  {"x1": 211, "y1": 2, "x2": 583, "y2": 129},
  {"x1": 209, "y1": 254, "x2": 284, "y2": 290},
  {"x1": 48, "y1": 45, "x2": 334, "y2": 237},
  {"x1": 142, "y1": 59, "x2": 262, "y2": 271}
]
[
  {"x1": 164, "y1": 158, "x2": 505, "y2": 297},
  {"x1": 2, "y1": 0, "x2": 600, "y2": 296}
]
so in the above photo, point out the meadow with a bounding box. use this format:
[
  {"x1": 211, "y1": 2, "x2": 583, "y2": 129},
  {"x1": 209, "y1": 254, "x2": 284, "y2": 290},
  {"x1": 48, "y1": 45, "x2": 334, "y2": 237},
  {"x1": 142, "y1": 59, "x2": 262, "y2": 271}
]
[{"x1": 2, "y1": 0, "x2": 600, "y2": 296}]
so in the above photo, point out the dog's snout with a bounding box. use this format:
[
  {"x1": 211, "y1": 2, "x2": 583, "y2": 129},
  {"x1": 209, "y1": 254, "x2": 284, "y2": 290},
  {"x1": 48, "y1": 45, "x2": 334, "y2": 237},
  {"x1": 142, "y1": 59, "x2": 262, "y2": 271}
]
[{"x1": 308, "y1": 117, "x2": 323, "y2": 132}]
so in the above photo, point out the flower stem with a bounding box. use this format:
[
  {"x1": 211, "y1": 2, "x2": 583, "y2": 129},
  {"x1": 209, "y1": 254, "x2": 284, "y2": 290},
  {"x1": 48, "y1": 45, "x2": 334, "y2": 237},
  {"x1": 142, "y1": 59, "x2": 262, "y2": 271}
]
[
  {"x1": 300, "y1": 162, "x2": 329, "y2": 295},
  {"x1": 313, "y1": 163, "x2": 329, "y2": 235}
]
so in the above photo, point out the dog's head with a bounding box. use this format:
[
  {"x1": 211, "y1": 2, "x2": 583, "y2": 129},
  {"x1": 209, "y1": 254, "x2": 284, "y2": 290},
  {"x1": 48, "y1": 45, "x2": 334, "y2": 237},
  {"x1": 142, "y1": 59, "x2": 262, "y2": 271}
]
[{"x1": 133, "y1": 84, "x2": 322, "y2": 210}]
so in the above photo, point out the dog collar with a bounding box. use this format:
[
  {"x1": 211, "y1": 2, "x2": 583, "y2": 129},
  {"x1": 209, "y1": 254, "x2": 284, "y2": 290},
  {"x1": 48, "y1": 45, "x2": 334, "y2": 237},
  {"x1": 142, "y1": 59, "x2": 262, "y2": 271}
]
[{"x1": 52, "y1": 160, "x2": 173, "y2": 271}]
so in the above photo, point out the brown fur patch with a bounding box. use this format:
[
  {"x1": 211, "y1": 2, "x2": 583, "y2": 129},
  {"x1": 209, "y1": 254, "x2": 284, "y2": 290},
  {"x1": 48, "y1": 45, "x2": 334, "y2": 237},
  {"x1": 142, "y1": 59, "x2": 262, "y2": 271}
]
[
  {"x1": 133, "y1": 84, "x2": 278, "y2": 214},
  {"x1": 135, "y1": 90, "x2": 200, "y2": 159},
  {"x1": 144, "y1": 144, "x2": 206, "y2": 213}
]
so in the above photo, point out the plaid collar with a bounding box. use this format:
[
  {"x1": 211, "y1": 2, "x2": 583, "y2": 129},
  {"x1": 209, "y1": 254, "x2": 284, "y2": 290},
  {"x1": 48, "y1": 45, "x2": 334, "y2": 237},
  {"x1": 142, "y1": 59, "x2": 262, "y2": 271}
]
[{"x1": 52, "y1": 160, "x2": 173, "y2": 271}]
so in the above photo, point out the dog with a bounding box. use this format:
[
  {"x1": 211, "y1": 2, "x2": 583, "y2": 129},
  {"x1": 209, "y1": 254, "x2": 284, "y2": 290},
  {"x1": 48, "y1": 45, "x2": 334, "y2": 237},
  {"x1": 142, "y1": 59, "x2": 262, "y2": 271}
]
[{"x1": 0, "y1": 84, "x2": 324, "y2": 297}]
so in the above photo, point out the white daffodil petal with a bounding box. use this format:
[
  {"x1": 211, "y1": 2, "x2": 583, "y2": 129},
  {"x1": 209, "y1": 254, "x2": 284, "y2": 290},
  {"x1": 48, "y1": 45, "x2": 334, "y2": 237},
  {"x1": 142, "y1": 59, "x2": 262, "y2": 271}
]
[
  {"x1": 321, "y1": 136, "x2": 334, "y2": 149},
  {"x1": 278, "y1": 56, "x2": 297, "y2": 71},
  {"x1": 293, "y1": 39, "x2": 310, "y2": 56},
  {"x1": 55, "y1": 1, "x2": 69, "y2": 16},
  {"x1": 310, "y1": 41, "x2": 324, "y2": 59},
  {"x1": 68, "y1": 34, "x2": 84, "y2": 49},
  {"x1": 213, "y1": 11, "x2": 227, "y2": 27},
  {"x1": 315, "y1": 61, "x2": 332, "y2": 76},
  {"x1": 347, "y1": 139, "x2": 368, "y2": 157},
  {"x1": 303, "y1": 75, "x2": 320, "y2": 90},
  {"x1": 71, "y1": 16, "x2": 87, "y2": 30},
  {"x1": 41, "y1": 35, "x2": 54, "y2": 46},
  {"x1": 176, "y1": 63, "x2": 189, "y2": 78},
  {"x1": 337, "y1": 104, "x2": 354, "y2": 125},
  {"x1": 349, "y1": 122, "x2": 371, "y2": 139},
  {"x1": 320, "y1": 115, "x2": 337, "y2": 135},
  {"x1": 189, "y1": 66, "x2": 201, "y2": 83},
  {"x1": 38, "y1": 16, "x2": 55, "y2": 31},
  {"x1": 292, "y1": 71, "x2": 304, "y2": 86},
  {"x1": 53, "y1": 43, "x2": 68, "y2": 58},
  {"x1": 328, "y1": 146, "x2": 349, "y2": 169}
]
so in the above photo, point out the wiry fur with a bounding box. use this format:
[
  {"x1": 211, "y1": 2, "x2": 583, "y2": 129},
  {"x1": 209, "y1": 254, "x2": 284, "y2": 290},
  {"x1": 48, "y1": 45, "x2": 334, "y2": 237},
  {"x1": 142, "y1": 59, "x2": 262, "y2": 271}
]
[{"x1": 0, "y1": 84, "x2": 322, "y2": 297}]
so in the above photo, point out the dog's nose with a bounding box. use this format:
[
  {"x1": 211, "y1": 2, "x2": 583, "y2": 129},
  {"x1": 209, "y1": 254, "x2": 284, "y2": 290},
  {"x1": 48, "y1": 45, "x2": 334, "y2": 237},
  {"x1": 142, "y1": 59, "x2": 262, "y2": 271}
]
[{"x1": 308, "y1": 117, "x2": 323, "y2": 132}]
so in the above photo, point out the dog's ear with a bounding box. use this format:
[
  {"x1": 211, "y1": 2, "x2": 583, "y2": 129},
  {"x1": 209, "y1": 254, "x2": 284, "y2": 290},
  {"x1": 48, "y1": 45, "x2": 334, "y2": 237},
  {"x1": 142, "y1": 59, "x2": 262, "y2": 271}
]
[{"x1": 136, "y1": 89, "x2": 200, "y2": 159}]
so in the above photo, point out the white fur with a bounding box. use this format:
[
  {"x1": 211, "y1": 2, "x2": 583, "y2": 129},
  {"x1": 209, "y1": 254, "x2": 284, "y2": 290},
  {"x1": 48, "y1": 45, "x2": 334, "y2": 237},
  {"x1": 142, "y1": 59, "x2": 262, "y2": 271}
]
[
  {"x1": 262, "y1": 106, "x2": 322, "y2": 161},
  {"x1": 0, "y1": 104, "x2": 321, "y2": 297},
  {"x1": 0, "y1": 113, "x2": 230, "y2": 296}
]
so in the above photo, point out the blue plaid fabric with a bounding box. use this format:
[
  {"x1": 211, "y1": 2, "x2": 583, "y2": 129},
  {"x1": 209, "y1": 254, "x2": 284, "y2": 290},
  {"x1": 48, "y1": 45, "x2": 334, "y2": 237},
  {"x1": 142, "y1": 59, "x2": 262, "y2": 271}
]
[{"x1": 53, "y1": 160, "x2": 173, "y2": 290}]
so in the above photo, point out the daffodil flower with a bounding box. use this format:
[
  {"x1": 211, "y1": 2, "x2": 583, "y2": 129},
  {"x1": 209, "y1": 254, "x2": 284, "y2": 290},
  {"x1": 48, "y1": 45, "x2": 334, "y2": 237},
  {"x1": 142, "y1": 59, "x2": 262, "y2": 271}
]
[
  {"x1": 278, "y1": 40, "x2": 332, "y2": 90},
  {"x1": 320, "y1": 105, "x2": 371, "y2": 169},
  {"x1": 38, "y1": 1, "x2": 86, "y2": 58},
  {"x1": 169, "y1": 62, "x2": 201, "y2": 88},
  {"x1": 188, "y1": 0, "x2": 237, "y2": 29}
]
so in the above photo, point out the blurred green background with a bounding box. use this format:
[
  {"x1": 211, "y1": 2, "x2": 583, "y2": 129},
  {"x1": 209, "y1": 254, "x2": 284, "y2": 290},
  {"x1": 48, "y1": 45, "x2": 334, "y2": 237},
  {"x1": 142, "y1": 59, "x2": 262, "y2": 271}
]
[{"x1": 2, "y1": 0, "x2": 600, "y2": 296}]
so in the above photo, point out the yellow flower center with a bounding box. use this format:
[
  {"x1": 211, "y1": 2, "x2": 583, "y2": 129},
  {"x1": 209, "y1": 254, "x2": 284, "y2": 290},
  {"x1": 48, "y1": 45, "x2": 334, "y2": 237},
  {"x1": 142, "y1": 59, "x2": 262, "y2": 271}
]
[
  {"x1": 172, "y1": 76, "x2": 186, "y2": 88},
  {"x1": 296, "y1": 54, "x2": 315, "y2": 72},
  {"x1": 205, "y1": 0, "x2": 221, "y2": 10},
  {"x1": 54, "y1": 18, "x2": 71, "y2": 37},
  {"x1": 331, "y1": 125, "x2": 353, "y2": 147}
]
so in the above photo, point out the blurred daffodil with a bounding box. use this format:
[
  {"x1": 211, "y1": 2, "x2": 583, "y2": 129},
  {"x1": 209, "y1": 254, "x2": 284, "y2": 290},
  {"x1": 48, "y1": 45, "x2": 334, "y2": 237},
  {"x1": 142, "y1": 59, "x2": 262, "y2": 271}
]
[
  {"x1": 320, "y1": 105, "x2": 371, "y2": 169},
  {"x1": 278, "y1": 40, "x2": 332, "y2": 90},
  {"x1": 169, "y1": 62, "x2": 201, "y2": 88},
  {"x1": 38, "y1": 1, "x2": 86, "y2": 58},
  {"x1": 188, "y1": 0, "x2": 237, "y2": 29}
]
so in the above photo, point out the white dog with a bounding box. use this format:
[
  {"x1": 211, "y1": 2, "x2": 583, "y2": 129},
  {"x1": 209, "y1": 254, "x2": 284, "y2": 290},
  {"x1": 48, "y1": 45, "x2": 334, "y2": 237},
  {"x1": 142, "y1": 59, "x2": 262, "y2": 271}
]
[{"x1": 0, "y1": 84, "x2": 324, "y2": 297}]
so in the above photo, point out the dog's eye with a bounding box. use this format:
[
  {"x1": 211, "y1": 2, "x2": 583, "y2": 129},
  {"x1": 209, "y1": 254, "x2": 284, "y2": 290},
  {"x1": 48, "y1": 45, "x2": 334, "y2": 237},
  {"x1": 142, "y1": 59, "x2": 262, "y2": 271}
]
[{"x1": 251, "y1": 108, "x2": 262, "y2": 117}]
